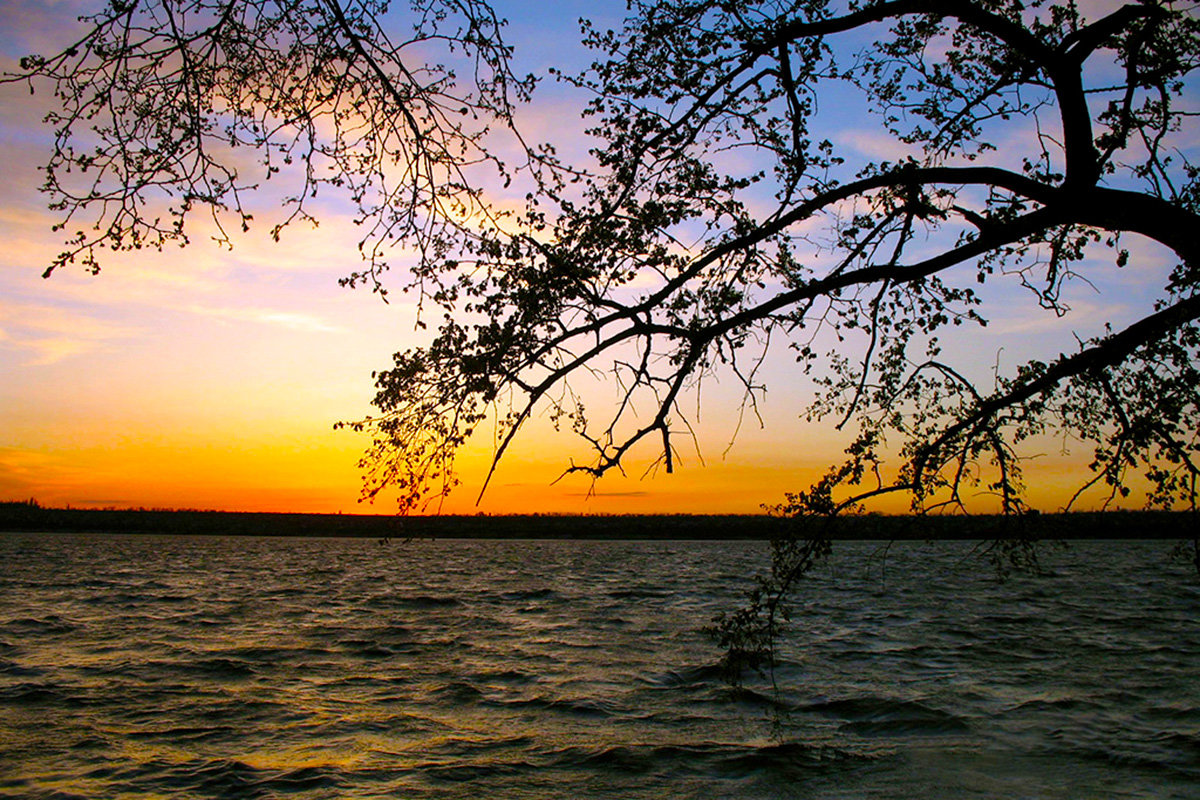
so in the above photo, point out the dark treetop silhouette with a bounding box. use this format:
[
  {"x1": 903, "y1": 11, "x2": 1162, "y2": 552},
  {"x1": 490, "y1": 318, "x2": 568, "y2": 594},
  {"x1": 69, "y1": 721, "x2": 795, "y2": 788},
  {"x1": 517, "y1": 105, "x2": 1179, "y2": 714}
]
[{"x1": 8, "y1": 1, "x2": 1200, "y2": 668}]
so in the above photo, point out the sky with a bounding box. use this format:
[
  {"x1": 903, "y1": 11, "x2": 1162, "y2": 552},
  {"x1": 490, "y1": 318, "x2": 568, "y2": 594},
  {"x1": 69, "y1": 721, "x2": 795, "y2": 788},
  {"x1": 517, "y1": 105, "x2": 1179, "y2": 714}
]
[{"x1": 0, "y1": 0, "x2": 1185, "y2": 515}]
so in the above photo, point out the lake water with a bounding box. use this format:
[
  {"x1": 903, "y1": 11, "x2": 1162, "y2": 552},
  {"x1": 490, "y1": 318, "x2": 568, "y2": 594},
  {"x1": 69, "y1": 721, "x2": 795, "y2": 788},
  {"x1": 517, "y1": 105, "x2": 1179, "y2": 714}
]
[{"x1": 1, "y1": 533, "x2": 1197, "y2": 798}]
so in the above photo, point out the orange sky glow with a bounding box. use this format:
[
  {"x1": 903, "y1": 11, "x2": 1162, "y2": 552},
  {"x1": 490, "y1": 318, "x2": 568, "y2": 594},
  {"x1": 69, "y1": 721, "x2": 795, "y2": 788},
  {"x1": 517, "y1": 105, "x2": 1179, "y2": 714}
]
[{"x1": 0, "y1": 0, "x2": 1175, "y2": 516}]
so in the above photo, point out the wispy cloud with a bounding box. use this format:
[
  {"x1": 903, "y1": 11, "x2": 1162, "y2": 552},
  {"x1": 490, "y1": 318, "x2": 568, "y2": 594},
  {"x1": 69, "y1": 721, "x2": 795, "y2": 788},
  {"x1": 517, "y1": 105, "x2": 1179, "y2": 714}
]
[
  {"x1": 0, "y1": 301, "x2": 141, "y2": 365},
  {"x1": 839, "y1": 129, "x2": 919, "y2": 163},
  {"x1": 0, "y1": 2, "x2": 94, "y2": 58},
  {"x1": 184, "y1": 303, "x2": 345, "y2": 333},
  {"x1": 986, "y1": 299, "x2": 1130, "y2": 336}
]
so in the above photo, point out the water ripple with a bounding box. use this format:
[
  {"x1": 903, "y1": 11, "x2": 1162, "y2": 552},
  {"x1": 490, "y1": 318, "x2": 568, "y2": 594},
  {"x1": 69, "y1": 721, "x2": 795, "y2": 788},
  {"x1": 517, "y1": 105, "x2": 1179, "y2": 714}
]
[{"x1": 1, "y1": 534, "x2": 1196, "y2": 799}]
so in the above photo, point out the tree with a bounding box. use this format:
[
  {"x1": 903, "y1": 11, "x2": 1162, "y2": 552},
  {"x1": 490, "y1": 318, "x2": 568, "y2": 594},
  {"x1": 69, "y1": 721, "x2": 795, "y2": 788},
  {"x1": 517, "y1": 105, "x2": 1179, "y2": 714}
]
[{"x1": 9, "y1": 0, "x2": 1200, "y2": 668}]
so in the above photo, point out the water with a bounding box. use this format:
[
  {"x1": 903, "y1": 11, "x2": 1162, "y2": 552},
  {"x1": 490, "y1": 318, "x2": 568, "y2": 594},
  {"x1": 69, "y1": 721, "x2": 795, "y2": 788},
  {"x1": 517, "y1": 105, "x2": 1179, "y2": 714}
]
[{"x1": 1, "y1": 533, "x2": 1196, "y2": 799}]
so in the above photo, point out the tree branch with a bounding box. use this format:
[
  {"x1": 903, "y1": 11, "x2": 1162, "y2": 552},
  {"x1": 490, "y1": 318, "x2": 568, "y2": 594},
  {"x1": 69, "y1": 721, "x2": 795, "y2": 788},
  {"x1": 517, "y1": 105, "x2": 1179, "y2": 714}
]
[{"x1": 913, "y1": 292, "x2": 1200, "y2": 487}]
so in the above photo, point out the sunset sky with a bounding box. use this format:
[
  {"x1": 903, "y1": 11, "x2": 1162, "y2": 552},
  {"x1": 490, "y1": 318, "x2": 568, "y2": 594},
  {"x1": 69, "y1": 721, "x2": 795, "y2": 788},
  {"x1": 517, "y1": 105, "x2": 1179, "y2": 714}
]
[{"x1": 0, "y1": 0, "x2": 1184, "y2": 515}]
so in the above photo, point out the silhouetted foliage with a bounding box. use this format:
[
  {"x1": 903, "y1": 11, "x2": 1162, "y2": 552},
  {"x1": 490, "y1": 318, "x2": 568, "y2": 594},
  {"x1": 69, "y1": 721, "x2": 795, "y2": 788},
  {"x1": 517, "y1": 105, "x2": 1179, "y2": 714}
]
[{"x1": 9, "y1": 0, "x2": 1200, "y2": 673}]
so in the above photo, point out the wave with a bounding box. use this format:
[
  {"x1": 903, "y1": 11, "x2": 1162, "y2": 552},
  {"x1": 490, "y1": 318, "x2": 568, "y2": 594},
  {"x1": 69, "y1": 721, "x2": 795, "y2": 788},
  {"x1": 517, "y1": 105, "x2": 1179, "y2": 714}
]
[
  {"x1": 607, "y1": 588, "x2": 672, "y2": 599},
  {"x1": 0, "y1": 616, "x2": 77, "y2": 635},
  {"x1": 334, "y1": 638, "x2": 417, "y2": 659},
  {"x1": 430, "y1": 680, "x2": 486, "y2": 703},
  {"x1": 535, "y1": 739, "x2": 869, "y2": 779},
  {"x1": 717, "y1": 740, "x2": 873, "y2": 776},
  {"x1": 419, "y1": 759, "x2": 537, "y2": 784},
  {"x1": 150, "y1": 657, "x2": 261, "y2": 680},
  {"x1": 499, "y1": 588, "x2": 560, "y2": 601},
  {"x1": 143, "y1": 758, "x2": 270, "y2": 797},
  {"x1": 0, "y1": 682, "x2": 90, "y2": 707},
  {"x1": 373, "y1": 594, "x2": 464, "y2": 610},
  {"x1": 0, "y1": 658, "x2": 45, "y2": 678},
  {"x1": 490, "y1": 694, "x2": 623, "y2": 719},
  {"x1": 124, "y1": 723, "x2": 237, "y2": 743},
  {"x1": 642, "y1": 661, "x2": 727, "y2": 688},
  {"x1": 799, "y1": 696, "x2": 972, "y2": 737}
]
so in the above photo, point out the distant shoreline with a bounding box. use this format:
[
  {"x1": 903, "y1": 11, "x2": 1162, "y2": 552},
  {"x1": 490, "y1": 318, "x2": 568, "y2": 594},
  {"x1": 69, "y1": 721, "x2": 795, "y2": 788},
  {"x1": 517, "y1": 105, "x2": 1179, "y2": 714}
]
[{"x1": 0, "y1": 502, "x2": 1192, "y2": 540}]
